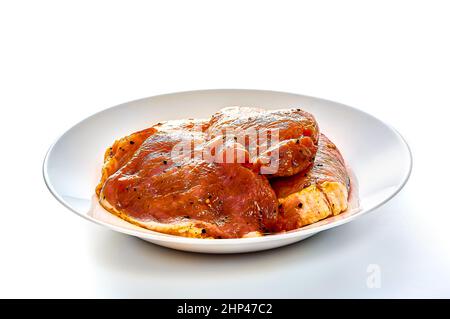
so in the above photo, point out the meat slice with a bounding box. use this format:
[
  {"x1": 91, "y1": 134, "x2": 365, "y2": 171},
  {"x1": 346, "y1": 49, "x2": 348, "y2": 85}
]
[
  {"x1": 207, "y1": 107, "x2": 319, "y2": 177},
  {"x1": 271, "y1": 134, "x2": 350, "y2": 230},
  {"x1": 97, "y1": 120, "x2": 279, "y2": 238}
]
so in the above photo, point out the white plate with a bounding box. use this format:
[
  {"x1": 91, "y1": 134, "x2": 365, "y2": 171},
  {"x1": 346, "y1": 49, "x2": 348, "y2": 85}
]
[{"x1": 43, "y1": 89, "x2": 412, "y2": 253}]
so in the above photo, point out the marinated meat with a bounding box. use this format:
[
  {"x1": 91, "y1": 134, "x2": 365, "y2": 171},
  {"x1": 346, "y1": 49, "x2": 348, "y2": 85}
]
[
  {"x1": 271, "y1": 134, "x2": 350, "y2": 230},
  {"x1": 97, "y1": 119, "x2": 279, "y2": 238},
  {"x1": 96, "y1": 108, "x2": 348, "y2": 238},
  {"x1": 207, "y1": 107, "x2": 319, "y2": 177}
]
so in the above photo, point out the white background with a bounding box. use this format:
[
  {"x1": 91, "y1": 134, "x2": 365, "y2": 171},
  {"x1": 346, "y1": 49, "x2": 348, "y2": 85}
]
[{"x1": 1, "y1": 0, "x2": 449, "y2": 298}]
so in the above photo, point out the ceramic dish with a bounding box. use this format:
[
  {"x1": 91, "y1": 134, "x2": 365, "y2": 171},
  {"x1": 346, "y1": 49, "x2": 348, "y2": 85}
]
[{"x1": 43, "y1": 89, "x2": 412, "y2": 253}]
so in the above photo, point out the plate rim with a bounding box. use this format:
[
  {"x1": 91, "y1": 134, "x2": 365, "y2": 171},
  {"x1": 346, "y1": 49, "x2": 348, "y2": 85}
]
[{"x1": 42, "y1": 88, "x2": 413, "y2": 245}]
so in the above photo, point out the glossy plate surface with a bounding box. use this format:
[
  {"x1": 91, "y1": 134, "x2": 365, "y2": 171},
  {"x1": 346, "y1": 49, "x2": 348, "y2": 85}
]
[{"x1": 43, "y1": 89, "x2": 412, "y2": 253}]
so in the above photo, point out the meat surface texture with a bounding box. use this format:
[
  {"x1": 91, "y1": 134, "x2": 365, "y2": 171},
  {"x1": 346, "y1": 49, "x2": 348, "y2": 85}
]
[
  {"x1": 96, "y1": 107, "x2": 349, "y2": 238},
  {"x1": 97, "y1": 119, "x2": 279, "y2": 238},
  {"x1": 207, "y1": 107, "x2": 319, "y2": 177},
  {"x1": 271, "y1": 134, "x2": 350, "y2": 230}
]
